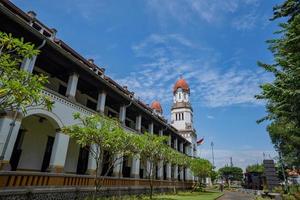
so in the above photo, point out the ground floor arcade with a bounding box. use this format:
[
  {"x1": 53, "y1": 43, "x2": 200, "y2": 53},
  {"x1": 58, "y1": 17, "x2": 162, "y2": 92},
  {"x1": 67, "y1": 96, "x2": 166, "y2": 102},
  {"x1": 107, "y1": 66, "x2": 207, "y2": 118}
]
[{"x1": 0, "y1": 111, "x2": 193, "y2": 188}]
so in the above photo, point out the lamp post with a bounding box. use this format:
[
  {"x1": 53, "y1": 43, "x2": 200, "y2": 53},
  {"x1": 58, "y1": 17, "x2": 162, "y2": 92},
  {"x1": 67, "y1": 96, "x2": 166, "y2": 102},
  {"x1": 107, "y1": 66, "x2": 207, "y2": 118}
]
[
  {"x1": 278, "y1": 150, "x2": 289, "y2": 193},
  {"x1": 211, "y1": 142, "x2": 215, "y2": 168}
]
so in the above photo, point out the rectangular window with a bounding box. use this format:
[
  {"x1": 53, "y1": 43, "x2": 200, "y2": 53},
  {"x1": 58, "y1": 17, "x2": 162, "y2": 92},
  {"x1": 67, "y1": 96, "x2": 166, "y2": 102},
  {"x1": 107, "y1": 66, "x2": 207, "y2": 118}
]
[
  {"x1": 58, "y1": 84, "x2": 67, "y2": 96},
  {"x1": 86, "y1": 99, "x2": 97, "y2": 110},
  {"x1": 107, "y1": 109, "x2": 118, "y2": 118}
]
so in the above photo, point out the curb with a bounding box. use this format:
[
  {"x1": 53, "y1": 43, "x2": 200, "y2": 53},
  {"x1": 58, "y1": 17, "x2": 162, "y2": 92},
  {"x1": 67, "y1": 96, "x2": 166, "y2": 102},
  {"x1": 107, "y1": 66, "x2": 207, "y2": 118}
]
[{"x1": 215, "y1": 193, "x2": 225, "y2": 200}]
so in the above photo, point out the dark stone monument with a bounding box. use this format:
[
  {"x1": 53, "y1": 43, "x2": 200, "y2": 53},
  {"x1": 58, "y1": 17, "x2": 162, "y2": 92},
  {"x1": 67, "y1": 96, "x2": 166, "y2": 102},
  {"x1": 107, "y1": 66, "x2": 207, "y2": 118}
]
[{"x1": 263, "y1": 159, "x2": 280, "y2": 191}]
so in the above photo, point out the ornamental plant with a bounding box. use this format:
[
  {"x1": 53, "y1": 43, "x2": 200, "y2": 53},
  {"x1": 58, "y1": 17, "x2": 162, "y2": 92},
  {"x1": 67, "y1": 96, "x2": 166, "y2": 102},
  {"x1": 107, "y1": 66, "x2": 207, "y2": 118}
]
[
  {"x1": 166, "y1": 147, "x2": 191, "y2": 194},
  {"x1": 62, "y1": 113, "x2": 142, "y2": 199},
  {"x1": 190, "y1": 158, "x2": 213, "y2": 191},
  {"x1": 138, "y1": 132, "x2": 169, "y2": 199},
  {"x1": 0, "y1": 32, "x2": 52, "y2": 114},
  {"x1": 255, "y1": 0, "x2": 300, "y2": 167}
]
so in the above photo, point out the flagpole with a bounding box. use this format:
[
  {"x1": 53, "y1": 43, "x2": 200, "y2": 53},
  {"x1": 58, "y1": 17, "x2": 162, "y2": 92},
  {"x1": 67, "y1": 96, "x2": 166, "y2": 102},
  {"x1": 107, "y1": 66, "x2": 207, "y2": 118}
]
[{"x1": 211, "y1": 141, "x2": 215, "y2": 168}]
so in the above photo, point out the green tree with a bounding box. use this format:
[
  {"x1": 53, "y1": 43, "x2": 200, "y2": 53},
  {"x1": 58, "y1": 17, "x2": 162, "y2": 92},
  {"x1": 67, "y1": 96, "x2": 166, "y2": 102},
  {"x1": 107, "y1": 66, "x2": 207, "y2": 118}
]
[
  {"x1": 0, "y1": 32, "x2": 52, "y2": 114},
  {"x1": 218, "y1": 166, "x2": 243, "y2": 185},
  {"x1": 138, "y1": 133, "x2": 169, "y2": 199},
  {"x1": 246, "y1": 164, "x2": 264, "y2": 174},
  {"x1": 166, "y1": 147, "x2": 191, "y2": 194},
  {"x1": 62, "y1": 113, "x2": 141, "y2": 199},
  {"x1": 190, "y1": 158, "x2": 213, "y2": 191},
  {"x1": 255, "y1": 0, "x2": 300, "y2": 167},
  {"x1": 272, "y1": 0, "x2": 300, "y2": 21},
  {"x1": 210, "y1": 170, "x2": 219, "y2": 184}
]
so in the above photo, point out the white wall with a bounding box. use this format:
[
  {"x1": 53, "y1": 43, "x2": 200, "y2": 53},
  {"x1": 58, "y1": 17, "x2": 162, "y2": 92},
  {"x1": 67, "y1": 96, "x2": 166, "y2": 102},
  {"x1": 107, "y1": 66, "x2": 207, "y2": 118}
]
[
  {"x1": 18, "y1": 116, "x2": 56, "y2": 171},
  {"x1": 64, "y1": 139, "x2": 80, "y2": 173},
  {"x1": 171, "y1": 107, "x2": 193, "y2": 130}
]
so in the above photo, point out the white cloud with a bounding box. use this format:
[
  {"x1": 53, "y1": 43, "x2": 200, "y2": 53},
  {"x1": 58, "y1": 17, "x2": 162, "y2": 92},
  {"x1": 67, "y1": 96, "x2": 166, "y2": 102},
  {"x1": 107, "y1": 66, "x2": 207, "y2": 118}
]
[
  {"x1": 64, "y1": 0, "x2": 105, "y2": 21},
  {"x1": 207, "y1": 115, "x2": 215, "y2": 119},
  {"x1": 147, "y1": 0, "x2": 260, "y2": 25},
  {"x1": 232, "y1": 9, "x2": 259, "y2": 31},
  {"x1": 199, "y1": 148, "x2": 277, "y2": 170},
  {"x1": 117, "y1": 34, "x2": 271, "y2": 108}
]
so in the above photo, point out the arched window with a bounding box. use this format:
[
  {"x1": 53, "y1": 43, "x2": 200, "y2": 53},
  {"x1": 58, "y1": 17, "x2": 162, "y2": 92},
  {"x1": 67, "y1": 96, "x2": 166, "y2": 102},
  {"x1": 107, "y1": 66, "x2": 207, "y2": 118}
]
[{"x1": 182, "y1": 113, "x2": 184, "y2": 120}]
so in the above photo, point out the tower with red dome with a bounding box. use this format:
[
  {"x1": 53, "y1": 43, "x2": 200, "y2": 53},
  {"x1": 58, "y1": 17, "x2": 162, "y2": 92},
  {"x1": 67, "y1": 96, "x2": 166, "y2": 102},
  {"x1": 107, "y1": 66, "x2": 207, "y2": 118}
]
[
  {"x1": 151, "y1": 100, "x2": 163, "y2": 116},
  {"x1": 171, "y1": 77, "x2": 197, "y2": 158}
]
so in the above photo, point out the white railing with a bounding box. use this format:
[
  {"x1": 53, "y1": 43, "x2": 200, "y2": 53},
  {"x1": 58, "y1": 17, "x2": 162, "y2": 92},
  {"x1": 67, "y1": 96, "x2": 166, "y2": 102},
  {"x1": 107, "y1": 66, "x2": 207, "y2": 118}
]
[
  {"x1": 42, "y1": 88, "x2": 140, "y2": 135},
  {"x1": 42, "y1": 88, "x2": 96, "y2": 116}
]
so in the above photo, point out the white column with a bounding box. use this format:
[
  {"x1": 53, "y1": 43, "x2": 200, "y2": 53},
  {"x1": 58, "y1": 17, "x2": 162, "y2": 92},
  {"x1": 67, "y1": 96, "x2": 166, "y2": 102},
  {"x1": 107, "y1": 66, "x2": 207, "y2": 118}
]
[
  {"x1": 180, "y1": 142, "x2": 183, "y2": 152},
  {"x1": 157, "y1": 160, "x2": 164, "y2": 180},
  {"x1": 119, "y1": 105, "x2": 126, "y2": 125},
  {"x1": 186, "y1": 144, "x2": 194, "y2": 181},
  {"x1": 174, "y1": 165, "x2": 178, "y2": 180},
  {"x1": 49, "y1": 132, "x2": 70, "y2": 173},
  {"x1": 157, "y1": 129, "x2": 164, "y2": 180},
  {"x1": 112, "y1": 154, "x2": 123, "y2": 177},
  {"x1": 146, "y1": 160, "x2": 152, "y2": 178},
  {"x1": 158, "y1": 129, "x2": 163, "y2": 137},
  {"x1": 146, "y1": 122, "x2": 154, "y2": 178},
  {"x1": 87, "y1": 144, "x2": 98, "y2": 175},
  {"x1": 66, "y1": 72, "x2": 79, "y2": 100},
  {"x1": 130, "y1": 154, "x2": 140, "y2": 178},
  {"x1": 135, "y1": 115, "x2": 142, "y2": 132},
  {"x1": 0, "y1": 112, "x2": 22, "y2": 170},
  {"x1": 166, "y1": 134, "x2": 172, "y2": 180},
  {"x1": 148, "y1": 122, "x2": 153, "y2": 134},
  {"x1": 96, "y1": 91, "x2": 106, "y2": 114},
  {"x1": 21, "y1": 55, "x2": 37, "y2": 73},
  {"x1": 174, "y1": 138, "x2": 178, "y2": 150},
  {"x1": 180, "y1": 166, "x2": 184, "y2": 181},
  {"x1": 166, "y1": 163, "x2": 171, "y2": 180},
  {"x1": 184, "y1": 168, "x2": 190, "y2": 181}
]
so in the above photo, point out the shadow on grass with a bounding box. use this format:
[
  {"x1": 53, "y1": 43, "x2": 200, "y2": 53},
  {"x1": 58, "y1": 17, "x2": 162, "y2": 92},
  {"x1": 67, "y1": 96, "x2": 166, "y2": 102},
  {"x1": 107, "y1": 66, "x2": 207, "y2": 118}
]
[{"x1": 175, "y1": 191, "x2": 219, "y2": 196}]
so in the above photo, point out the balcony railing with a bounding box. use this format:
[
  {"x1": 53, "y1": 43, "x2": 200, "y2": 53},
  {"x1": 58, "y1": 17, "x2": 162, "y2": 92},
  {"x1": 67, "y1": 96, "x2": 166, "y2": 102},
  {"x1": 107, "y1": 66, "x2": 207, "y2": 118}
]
[
  {"x1": 42, "y1": 88, "x2": 140, "y2": 135},
  {"x1": 0, "y1": 171, "x2": 193, "y2": 189},
  {"x1": 42, "y1": 88, "x2": 96, "y2": 116}
]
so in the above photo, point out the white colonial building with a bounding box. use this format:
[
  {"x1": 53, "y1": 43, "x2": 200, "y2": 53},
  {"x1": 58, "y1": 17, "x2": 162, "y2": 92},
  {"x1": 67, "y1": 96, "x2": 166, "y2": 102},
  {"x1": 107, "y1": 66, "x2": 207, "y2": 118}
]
[{"x1": 0, "y1": 1, "x2": 198, "y2": 197}]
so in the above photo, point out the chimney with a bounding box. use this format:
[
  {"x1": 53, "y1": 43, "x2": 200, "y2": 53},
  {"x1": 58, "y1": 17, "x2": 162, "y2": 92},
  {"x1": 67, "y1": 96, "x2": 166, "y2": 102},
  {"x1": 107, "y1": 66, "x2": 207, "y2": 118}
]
[
  {"x1": 27, "y1": 11, "x2": 37, "y2": 19},
  {"x1": 88, "y1": 59, "x2": 94, "y2": 65},
  {"x1": 51, "y1": 28, "x2": 57, "y2": 37}
]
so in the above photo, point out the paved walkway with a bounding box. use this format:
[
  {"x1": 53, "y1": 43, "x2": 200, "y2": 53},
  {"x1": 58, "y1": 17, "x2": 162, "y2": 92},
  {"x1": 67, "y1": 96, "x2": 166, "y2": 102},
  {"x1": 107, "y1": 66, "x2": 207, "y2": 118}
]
[{"x1": 218, "y1": 191, "x2": 254, "y2": 200}]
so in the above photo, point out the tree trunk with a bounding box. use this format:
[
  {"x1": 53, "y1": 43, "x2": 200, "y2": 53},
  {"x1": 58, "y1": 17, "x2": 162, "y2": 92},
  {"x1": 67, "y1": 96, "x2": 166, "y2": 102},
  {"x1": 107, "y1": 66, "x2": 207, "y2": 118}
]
[{"x1": 150, "y1": 179, "x2": 153, "y2": 200}]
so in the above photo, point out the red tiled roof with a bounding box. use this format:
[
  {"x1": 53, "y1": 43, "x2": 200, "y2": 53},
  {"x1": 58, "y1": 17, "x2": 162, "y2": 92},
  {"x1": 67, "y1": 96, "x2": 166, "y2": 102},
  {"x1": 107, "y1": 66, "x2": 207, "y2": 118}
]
[
  {"x1": 151, "y1": 101, "x2": 162, "y2": 113},
  {"x1": 173, "y1": 78, "x2": 190, "y2": 93}
]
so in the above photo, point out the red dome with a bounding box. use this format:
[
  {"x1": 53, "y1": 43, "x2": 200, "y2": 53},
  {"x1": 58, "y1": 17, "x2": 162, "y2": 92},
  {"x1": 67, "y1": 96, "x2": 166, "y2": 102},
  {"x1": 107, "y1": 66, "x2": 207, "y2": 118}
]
[
  {"x1": 173, "y1": 78, "x2": 190, "y2": 93},
  {"x1": 151, "y1": 101, "x2": 162, "y2": 113}
]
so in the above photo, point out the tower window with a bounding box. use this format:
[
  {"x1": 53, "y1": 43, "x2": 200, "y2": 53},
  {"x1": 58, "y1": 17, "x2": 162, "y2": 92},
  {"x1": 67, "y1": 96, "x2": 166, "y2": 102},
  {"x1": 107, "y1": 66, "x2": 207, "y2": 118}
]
[{"x1": 182, "y1": 113, "x2": 184, "y2": 120}]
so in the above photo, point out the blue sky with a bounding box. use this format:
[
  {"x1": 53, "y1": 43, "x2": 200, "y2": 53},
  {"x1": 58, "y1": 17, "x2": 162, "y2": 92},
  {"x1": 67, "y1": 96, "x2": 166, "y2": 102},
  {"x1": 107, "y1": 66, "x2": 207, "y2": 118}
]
[{"x1": 13, "y1": 0, "x2": 282, "y2": 169}]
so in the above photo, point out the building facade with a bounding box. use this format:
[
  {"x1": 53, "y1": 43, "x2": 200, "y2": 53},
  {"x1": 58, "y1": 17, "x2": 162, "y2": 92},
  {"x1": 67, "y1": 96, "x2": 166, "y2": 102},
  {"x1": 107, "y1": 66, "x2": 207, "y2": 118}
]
[{"x1": 0, "y1": 0, "x2": 197, "y2": 197}]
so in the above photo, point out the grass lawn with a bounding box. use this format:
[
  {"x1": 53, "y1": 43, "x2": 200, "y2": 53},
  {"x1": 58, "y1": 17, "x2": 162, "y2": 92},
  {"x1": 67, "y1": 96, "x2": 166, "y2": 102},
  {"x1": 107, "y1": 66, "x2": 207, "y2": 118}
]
[{"x1": 144, "y1": 191, "x2": 223, "y2": 200}]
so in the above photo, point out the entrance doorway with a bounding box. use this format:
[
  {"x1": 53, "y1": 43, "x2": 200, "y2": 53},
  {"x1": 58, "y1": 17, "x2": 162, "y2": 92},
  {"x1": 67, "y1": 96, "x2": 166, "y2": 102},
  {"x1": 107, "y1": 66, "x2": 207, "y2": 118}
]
[
  {"x1": 10, "y1": 129, "x2": 25, "y2": 171},
  {"x1": 76, "y1": 146, "x2": 89, "y2": 174},
  {"x1": 41, "y1": 136, "x2": 54, "y2": 172},
  {"x1": 12, "y1": 114, "x2": 59, "y2": 171}
]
